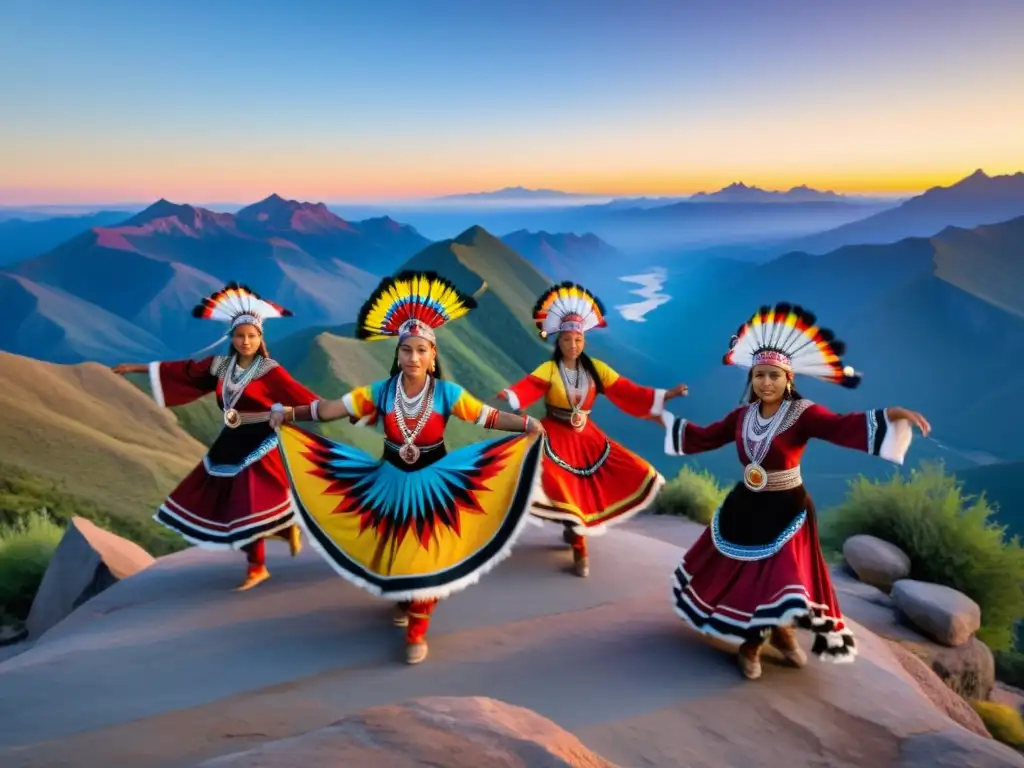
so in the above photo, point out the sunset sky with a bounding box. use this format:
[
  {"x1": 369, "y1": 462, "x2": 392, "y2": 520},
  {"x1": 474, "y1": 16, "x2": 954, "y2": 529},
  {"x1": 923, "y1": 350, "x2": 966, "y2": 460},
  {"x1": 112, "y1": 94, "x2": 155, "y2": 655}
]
[{"x1": 2, "y1": 0, "x2": 1022, "y2": 205}]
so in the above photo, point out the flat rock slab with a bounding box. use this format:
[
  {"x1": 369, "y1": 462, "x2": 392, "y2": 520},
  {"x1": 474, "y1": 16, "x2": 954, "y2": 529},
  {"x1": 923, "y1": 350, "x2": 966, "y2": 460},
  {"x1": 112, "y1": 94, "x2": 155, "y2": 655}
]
[
  {"x1": 1, "y1": 518, "x2": 1019, "y2": 768},
  {"x1": 201, "y1": 696, "x2": 619, "y2": 768}
]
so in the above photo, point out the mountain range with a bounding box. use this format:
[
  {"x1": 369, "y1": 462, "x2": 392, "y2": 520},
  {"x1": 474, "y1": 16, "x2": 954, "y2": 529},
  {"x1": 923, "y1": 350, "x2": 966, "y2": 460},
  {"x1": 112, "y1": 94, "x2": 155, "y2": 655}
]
[{"x1": 0, "y1": 194, "x2": 431, "y2": 363}]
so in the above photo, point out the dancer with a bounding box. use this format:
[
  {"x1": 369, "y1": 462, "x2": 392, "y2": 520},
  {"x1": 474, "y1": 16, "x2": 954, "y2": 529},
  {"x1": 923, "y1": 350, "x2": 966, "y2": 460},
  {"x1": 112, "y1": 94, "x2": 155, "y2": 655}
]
[
  {"x1": 496, "y1": 282, "x2": 688, "y2": 577},
  {"x1": 112, "y1": 283, "x2": 319, "y2": 591},
  {"x1": 659, "y1": 303, "x2": 929, "y2": 680},
  {"x1": 268, "y1": 271, "x2": 545, "y2": 665}
]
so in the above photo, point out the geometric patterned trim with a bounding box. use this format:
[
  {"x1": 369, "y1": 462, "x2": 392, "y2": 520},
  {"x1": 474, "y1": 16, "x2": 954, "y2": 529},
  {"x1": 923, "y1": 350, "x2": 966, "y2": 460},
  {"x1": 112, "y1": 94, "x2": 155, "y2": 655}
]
[
  {"x1": 710, "y1": 507, "x2": 808, "y2": 561},
  {"x1": 202, "y1": 435, "x2": 279, "y2": 477}
]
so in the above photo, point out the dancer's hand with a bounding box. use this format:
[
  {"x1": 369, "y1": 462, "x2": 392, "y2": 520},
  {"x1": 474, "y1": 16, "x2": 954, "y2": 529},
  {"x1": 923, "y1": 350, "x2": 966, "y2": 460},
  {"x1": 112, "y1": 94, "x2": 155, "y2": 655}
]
[
  {"x1": 885, "y1": 407, "x2": 931, "y2": 437},
  {"x1": 111, "y1": 363, "x2": 144, "y2": 376},
  {"x1": 269, "y1": 404, "x2": 286, "y2": 429},
  {"x1": 666, "y1": 383, "x2": 689, "y2": 400},
  {"x1": 525, "y1": 416, "x2": 546, "y2": 435}
]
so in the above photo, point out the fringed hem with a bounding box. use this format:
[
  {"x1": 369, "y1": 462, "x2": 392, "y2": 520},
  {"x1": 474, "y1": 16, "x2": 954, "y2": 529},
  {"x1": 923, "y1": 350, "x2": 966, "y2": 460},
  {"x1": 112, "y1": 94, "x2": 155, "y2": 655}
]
[
  {"x1": 290, "y1": 439, "x2": 548, "y2": 602},
  {"x1": 672, "y1": 564, "x2": 858, "y2": 663},
  {"x1": 153, "y1": 507, "x2": 296, "y2": 551},
  {"x1": 528, "y1": 471, "x2": 666, "y2": 537}
]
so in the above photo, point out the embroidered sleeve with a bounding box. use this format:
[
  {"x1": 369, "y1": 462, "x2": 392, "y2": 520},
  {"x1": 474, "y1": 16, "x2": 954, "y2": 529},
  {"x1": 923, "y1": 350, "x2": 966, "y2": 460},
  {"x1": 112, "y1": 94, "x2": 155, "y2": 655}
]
[
  {"x1": 592, "y1": 359, "x2": 666, "y2": 418},
  {"x1": 447, "y1": 382, "x2": 500, "y2": 428},
  {"x1": 661, "y1": 407, "x2": 741, "y2": 457},
  {"x1": 799, "y1": 403, "x2": 912, "y2": 464},
  {"x1": 147, "y1": 356, "x2": 218, "y2": 408},
  {"x1": 342, "y1": 381, "x2": 384, "y2": 426},
  {"x1": 498, "y1": 361, "x2": 553, "y2": 412}
]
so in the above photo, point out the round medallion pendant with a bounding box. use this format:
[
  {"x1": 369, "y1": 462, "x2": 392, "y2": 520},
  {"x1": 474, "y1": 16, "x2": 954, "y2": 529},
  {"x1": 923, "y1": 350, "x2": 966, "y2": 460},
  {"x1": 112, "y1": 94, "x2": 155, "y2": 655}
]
[
  {"x1": 398, "y1": 442, "x2": 421, "y2": 465},
  {"x1": 743, "y1": 462, "x2": 768, "y2": 492},
  {"x1": 570, "y1": 411, "x2": 586, "y2": 429},
  {"x1": 224, "y1": 408, "x2": 241, "y2": 429}
]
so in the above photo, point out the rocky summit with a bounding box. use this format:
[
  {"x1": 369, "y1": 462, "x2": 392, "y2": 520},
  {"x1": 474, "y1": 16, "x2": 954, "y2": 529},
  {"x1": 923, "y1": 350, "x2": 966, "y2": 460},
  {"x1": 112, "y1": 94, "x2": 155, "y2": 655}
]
[{"x1": 0, "y1": 519, "x2": 1020, "y2": 767}]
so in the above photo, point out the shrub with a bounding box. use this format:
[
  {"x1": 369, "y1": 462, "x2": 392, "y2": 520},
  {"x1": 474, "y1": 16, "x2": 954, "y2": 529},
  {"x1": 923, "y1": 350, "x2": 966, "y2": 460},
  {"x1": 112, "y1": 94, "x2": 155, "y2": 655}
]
[
  {"x1": 995, "y1": 650, "x2": 1024, "y2": 689},
  {"x1": 652, "y1": 466, "x2": 728, "y2": 525},
  {"x1": 820, "y1": 461, "x2": 1024, "y2": 650},
  {"x1": 0, "y1": 510, "x2": 65, "y2": 624},
  {"x1": 970, "y1": 700, "x2": 1024, "y2": 751}
]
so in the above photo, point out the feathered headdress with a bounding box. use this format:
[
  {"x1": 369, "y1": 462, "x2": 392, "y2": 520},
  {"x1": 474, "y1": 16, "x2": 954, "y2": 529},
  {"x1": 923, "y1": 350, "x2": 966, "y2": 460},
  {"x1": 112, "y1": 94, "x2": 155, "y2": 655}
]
[
  {"x1": 356, "y1": 270, "x2": 477, "y2": 344},
  {"x1": 191, "y1": 282, "x2": 292, "y2": 333},
  {"x1": 724, "y1": 302, "x2": 860, "y2": 388},
  {"x1": 532, "y1": 282, "x2": 607, "y2": 340}
]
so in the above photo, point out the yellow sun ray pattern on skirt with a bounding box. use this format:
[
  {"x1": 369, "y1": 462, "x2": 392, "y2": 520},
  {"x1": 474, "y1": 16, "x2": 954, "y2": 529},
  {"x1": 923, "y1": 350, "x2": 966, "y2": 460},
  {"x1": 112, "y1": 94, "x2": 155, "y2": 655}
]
[{"x1": 277, "y1": 424, "x2": 545, "y2": 601}]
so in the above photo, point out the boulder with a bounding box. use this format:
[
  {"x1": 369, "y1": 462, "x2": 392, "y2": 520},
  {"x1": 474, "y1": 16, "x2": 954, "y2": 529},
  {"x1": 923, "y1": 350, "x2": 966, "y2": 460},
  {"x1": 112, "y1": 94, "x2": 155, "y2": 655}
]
[
  {"x1": 199, "y1": 696, "x2": 619, "y2": 768},
  {"x1": 891, "y1": 579, "x2": 982, "y2": 647},
  {"x1": 886, "y1": 640, "x2": 991, "y2": 738},
  {"x1": 844, "y1": 534, "x2": 911, "y2": 591},
  {"x1": 832, "y1": 569, "x2": 995, "y2": 700},
  {"x1": 25, "y1": 516, "x2": 155, "y2": 639}
]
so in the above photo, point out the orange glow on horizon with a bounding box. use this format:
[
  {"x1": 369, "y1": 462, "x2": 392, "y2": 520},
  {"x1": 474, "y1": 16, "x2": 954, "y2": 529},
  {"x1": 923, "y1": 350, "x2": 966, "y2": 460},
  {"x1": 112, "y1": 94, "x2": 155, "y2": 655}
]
[{"x1": 3, "y1": 165, "x2": 1020, "y2": 206}]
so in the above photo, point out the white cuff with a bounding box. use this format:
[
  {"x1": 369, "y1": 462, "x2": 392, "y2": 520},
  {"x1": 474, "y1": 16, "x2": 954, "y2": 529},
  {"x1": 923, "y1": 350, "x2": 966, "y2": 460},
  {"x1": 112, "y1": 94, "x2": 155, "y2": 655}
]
[
  {"x1": 148, "y1": 361, "x2": 165, "y2": 408},
  {"x1": 660, "y1": 410, "x2": 687, "y2": 456},
  {"x1": 649, "y1": 388, "x2": 666, "y2": 417},
  {"x1": 311, "y1": 400, "x2": 320, "y2": 421},
  {"x1": 503, "y1": 389, "x2": 522, "y2": 412},
  {"x1": 476, "y1": 404, "x2": 496, "y2": 427},
  {"x1": 342, "y1": 392, "x2": 356, "y2": 418},
  {"x1": 878, "y1": 410, "x2": 913, "y2": 464}
]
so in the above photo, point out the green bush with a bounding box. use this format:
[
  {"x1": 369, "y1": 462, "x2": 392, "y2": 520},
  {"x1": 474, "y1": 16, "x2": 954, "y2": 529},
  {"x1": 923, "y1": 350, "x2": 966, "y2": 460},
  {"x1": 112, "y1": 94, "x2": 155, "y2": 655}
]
[
  {"x1": 995, "y1": 650, "x2": 1024, "y2": 689},
  {"x1": 0, "y1": 510, "x2": 65, "y2": 624},
  {"x1": 820, "y1": 461, "x2": 1024, "y2": 650},
  {"x1": 970, "y1": 700, "x2": 1024, "y2": 750},
  {"x1": 652, "y1": 466, "x2": 728, "y2": 525},
  {"x1": 0, "y1": 463, "x2": 185, "y2": 558}
]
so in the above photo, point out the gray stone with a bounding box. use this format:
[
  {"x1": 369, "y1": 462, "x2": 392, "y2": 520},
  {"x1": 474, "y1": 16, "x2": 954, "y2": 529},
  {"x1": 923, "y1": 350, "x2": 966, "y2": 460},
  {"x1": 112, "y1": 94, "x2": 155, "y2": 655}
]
[
  {"x1": 25, "y1": 516, "x2": 155, "y2": 639},
  {"x1": 843, "y1": 534, "x2": 911, "y2": 591},
  {"x1": 891, "y1": 579, "x2": 982, "y2": 647}
]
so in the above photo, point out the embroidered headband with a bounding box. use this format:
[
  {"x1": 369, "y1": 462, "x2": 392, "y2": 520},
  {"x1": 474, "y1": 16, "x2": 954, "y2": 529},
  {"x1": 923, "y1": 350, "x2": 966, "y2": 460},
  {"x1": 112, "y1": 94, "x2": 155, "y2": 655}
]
[{"x1": 398, "y1": 318, "x2": 437, "y2": 345}]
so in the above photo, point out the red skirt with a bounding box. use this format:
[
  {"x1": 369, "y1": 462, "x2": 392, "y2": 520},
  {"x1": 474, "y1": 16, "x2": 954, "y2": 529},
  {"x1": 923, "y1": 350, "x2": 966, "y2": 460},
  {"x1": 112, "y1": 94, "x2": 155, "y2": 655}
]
[
  {"x1": 154, "y1": 447, "x2": 296, "y2": 550},
  {"x1": 672, "y1": 484, "x2": 856, "y2": 663},
  {"x1": 531, "y1": 416, "x2": 664, "y2": 533}
]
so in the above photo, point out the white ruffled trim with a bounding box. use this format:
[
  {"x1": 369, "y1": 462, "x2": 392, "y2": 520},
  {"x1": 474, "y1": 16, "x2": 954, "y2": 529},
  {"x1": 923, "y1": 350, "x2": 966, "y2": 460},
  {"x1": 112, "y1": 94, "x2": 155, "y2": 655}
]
[
  {"x1": 528, "y1": 471, "x2": 666, "y2": 537},
  {"x1": 660, "y1": 410, "x2": 686, "y2": 456},
  {"x1": 152, "y1": 504, "x2": 296, "y2": 551},
  {"x1": 287, "y1": 434, "x2": 548, "y2": 602},
  {"x1": 148, "y1": 361, "x2": 166, "y2": 408},
  {"x1": 879, "y1": 410, "x2": 912, "y2": 465},
  {"x1": 650, "y1": 388, "x2": 666, "y2": 417}
]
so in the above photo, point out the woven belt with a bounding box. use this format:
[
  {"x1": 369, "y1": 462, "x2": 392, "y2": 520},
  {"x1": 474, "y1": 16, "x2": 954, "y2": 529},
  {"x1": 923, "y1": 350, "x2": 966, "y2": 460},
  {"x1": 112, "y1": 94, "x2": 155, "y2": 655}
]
[
  {"x1": 223, "y1": 409, "x2": 273, "y2": 428},
  {"x1": 762, "y1": 466, "x2": 803, "y2": 491},
  {"x1": 546, "y1": 406, "x2": 592, "y2": 421}
]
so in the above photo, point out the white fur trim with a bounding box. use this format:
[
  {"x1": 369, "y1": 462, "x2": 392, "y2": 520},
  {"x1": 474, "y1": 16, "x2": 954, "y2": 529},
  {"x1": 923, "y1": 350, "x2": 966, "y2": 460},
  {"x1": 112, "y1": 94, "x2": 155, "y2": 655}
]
[
  {"x1": 503, "y1": 389, "x2": 521, "y2": 412},
  {"x1": 148, "y1": 361, "x2": 166, "y2": 408},
  {"x1": 879, "y1": 410, "x2": 912, "y2": 464},
  {"x1": 650, "y1": 388, "x2": 666, "y2": 417},
  {"x1": 286, "y1": 434, "x2": 548, "y2": 602},
  {"x1": 660, "y1": 410, "x2": 686, "y2": 456}
]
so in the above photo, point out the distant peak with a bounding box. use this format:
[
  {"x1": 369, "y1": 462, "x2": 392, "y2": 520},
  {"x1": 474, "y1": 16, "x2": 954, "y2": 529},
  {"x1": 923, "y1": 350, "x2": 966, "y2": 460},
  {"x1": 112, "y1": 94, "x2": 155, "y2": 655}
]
[
  {"x1": 453, "y1": 225, "x2": 493, "y2": 244},
  {"x1": 125, "y1": 198, "x2": 199, "y2": 225}
]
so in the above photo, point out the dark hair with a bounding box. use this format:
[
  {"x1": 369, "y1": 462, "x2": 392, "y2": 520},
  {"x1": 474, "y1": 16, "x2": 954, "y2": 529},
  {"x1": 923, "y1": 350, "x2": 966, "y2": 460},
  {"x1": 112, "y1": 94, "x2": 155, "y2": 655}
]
[
  {"x1": 744, "y1": 368, "x2": 803, "y2": 403},
  {"x1": 552, "y1": 345, "x2": 604, "y2": 394}
]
